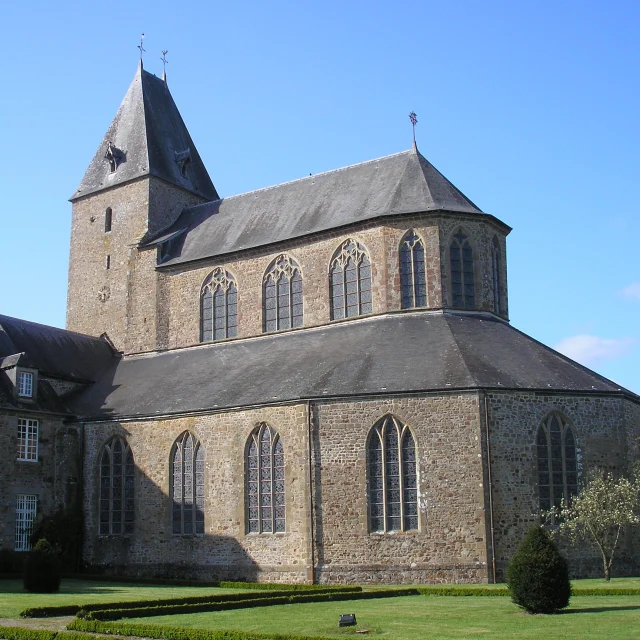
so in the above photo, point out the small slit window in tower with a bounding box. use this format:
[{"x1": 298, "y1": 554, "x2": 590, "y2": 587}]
[
  {"x1": 105, "y1": 208, "x2": 112, "y2": 232},
  {"x1": 106, "y1": 255, "x2": 111, "y2": 270}
]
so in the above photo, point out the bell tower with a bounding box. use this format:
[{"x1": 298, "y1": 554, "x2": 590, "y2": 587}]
[{"x1": 67, "y1": 62, "x2": 218, "y2": 353}]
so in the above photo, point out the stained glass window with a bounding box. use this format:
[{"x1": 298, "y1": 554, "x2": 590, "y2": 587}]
[
  {"x1": 537, "y1": 413, "x2": 578, "y2": 512},
  {"x1": 99, "y1": 437, "x2": 134, "y2": 535},
  {"x1": 367, "y1": 415, "x2": 418, "y2": 533},
  {"x1": 491, "y1": 236, "x2": 501, "y2": 314},
  {"x1": 172, "y1": 432, "x2": 205, "y2": 535},
  {"x1": 330, "y1": 239, "x2": 372, "y2": 320},
  {"x1": 201, "y1": 268, "x2": 238, "y2": 342},
  {"x1": 450, "y1": 229, "x2": 475, "y2": 308},
  {"x1": 246, "y1": 423, "x2": 285, "y2": 534},
  {"x1": 400, "y1": 230, "x2": 427, "y2": 309},
  {"x1": 263, "y1": 255, "x2": 303, "y2": 332}
]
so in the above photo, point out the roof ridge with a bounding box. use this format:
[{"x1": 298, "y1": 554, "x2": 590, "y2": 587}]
[{"x1": 187, "y1": 148, "x2": 415, "y2": 210}]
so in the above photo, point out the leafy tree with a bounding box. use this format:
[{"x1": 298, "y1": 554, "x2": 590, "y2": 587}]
[
  {"x1": 507, "y1": 525, "x2": 571, "y2": 614},
  {"x1": 554, "y1": 471, "x2": 640, "y2": 582}
]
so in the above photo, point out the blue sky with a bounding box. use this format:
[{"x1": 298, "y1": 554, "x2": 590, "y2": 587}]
[{"x1": 1, "y1": 0, "x2": 638, "y2": 392}]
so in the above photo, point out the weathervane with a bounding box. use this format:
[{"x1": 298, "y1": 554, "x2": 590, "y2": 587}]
[
  {"x1": 409, "y1": 111, "x2": 418, "y2": 145},
  {"x1": 138, "y1": 33, "x2": 146, "y2": 62},
  {"x1": 161, "y1": 50, "x2": 169, "y2": 80}
]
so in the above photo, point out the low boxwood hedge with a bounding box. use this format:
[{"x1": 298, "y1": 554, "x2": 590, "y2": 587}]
[
  {"x1": 21, "y1": 587, "x2": 362, "y2": 618},
  {"x1": 416, "y1": 587, "x2": 509, "y2": 596},
  {"x1": 68, "y1": 619, "x2": 339, "y2": 640},
  {"x1": 82, "y1": 588, "x2": 419, "y2": 621}
]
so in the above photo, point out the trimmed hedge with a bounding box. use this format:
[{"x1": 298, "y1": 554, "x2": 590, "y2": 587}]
[
  {"x1": 69, "y1": 619, "x2": 339, "y2": 640},
  {"x1": 0, "y1": 628, "x2": 58, "y2": 640},
  {"x1": 417, "y1": 587, "x2": 509, "y2": 596},
  {"x1": 573, "y1": 588, "x2": 640, "y2": 596},
  {"x1": 82, "y1": 588, "x2": 419, "y2": 621},
  {"x1": 217, "y1": 582, "x2": 354, "y2": 591},
  {"x1": 21, "y1": 587, "x2": 361, "y2": 618}
]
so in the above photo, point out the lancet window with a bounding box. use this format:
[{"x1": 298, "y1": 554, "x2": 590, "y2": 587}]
[
  {"x1": 330, "y1": 239, "x2": 372, "y2": 320},
  {"x1": 400, "y1": 230, "x2": 427, "y2": 308},
  {"x1": 450, "y1": 229, "x2": 475, "y2": 308},
  {"x1": 263, "y1": 255, "x2": 303, "y2": 332},
  {"x1": 536, "y1": 413, "x2": 578, "y2": 511},
  {"x1": 99, "y1": 437, "x2": 134, "y2": 535},
  {"x1": 246, "y1": 424, "x2": 285, "y2": 534},
  {"x1": 171, "y1": 431, "x2": 205, "y2": 535},
  {"x1": 367, "y1": 415, "x2": 418, "y2": 533},
  {"x1": 201, "y1": 268, "x2": 238, "y2": 342},
  {"x1": 491, "y1": 236, "x2": 501, "y2": 314}
]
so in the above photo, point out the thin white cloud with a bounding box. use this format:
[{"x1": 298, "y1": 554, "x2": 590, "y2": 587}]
[
  {"x1": 554, "y1": 335, "x2": 636, "y2": 366},
  {"x1": 622, "y1": 282, "x2": 640, "y2": 301}
]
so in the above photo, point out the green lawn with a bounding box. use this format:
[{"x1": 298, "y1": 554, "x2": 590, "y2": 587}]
[
  {"x1": 0, "y1": 580, "x2": 244, "y2": 618},
  {"x1": 133, "y1": 594, "x2": 640, "y2": 640}
]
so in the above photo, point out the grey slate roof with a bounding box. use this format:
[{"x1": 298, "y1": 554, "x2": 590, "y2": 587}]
[
  {"x1": 154, "y1": 147, "x2": 487, "y2": 266},
  {"x1": 71, "y1": 63, "x2": 218, "y2": 202},
  {"x1": 69, "y1": 312, "x2": 636, "y2": 421},
  {"x1": 0, "y1": 315, "x2": 116, "y2": 381}
]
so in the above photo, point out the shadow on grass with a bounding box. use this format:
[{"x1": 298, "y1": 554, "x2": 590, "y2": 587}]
[{"x1": 561, "y1": 605, "x2": 640, "y2": 614}]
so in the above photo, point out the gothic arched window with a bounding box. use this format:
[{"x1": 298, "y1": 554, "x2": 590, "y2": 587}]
[
  {"x1": 491, "y1": 236, "x2": 501, "y2": 314},
  {"x1": 536, "y1": 413, "x2": 578, "y2": 511},
  {"x1": 99, "y1": 437, "x2": 134, "y2": 535},
  {"x1": 263, "y1": 255, "x2": 303, "y2": 332},
  {"x1": 400, "y1": 230, "x2": 427, "y2": 309},
  {"x1": 171, "y1": 432, "x2": 205, "y2": 535},
  {"x1": 367, "y1": 415, "x2": 418, "y2": 533},
  {"x1": 330, "y1": 239, "x2": 372, "y2": 320},
  {"x1": 450, "y1": 229, "x2": 475, "y2": 308},
  {"x1": 201, "y1": 268, "x2": 238, "y2": 342},
  {"x1": 246, "y1": 424, "x2": 285, "y2": 533}
]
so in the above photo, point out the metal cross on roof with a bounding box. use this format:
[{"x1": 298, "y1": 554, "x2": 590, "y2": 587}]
[
  {"x1": 138, "y1": 33, "x2": 146, "y2": 61},
  {"x1": 161, "y1": 50, "x2": 169, "y2": 72},
  {"x1": 409, "y1": 111, "x2": 418, "y2": 144}
]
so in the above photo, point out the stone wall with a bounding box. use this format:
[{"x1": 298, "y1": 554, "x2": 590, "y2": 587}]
[
  {"x1": 67, "y1": 177, "x2": 205, "y2": 351},
  {"x1": 157, "y1": 213, "x2": 509, "y2": 352},
  {"x1": 486, "y1": 391, "x2": 638, "y2": 579},
  {"x1": 82, "y1": 404, "x2": 313, "y2": 582},
  {"x1": 0, "y1": 409, "x2": 81, "y2": 551},
  {"x1": 83, "y1": 393, "x2": 492, "y2": 583},
  {"x1": 311, "y1": 394, "x2": 488, "y2": 584}
]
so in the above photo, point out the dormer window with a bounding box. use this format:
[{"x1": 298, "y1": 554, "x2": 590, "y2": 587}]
[
  {"x1": 17, "y1": 371, "x2": 33, "y2": 398},
  {"x1": 105, "y1": 142, "x2": 124, "y2": 173},
  {"x1": 175, "y1": 149, "x2": 192, "y2": 178}
]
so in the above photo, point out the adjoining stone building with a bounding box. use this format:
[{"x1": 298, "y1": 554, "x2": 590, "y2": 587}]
[{"x1": 1, "y1": 62, "x2": 638, "y2": 582}]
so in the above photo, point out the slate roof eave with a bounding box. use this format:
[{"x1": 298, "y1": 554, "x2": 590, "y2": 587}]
[
  {"x1": 154, "y1": 208, "x2": 512, "y2": 269},
  {"x1": 67, "y1": 311, "x2": 639, "y2": 422}
]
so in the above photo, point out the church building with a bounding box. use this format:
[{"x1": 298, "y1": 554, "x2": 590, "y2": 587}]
[{"x1": 1, "y1": 62, "x2": 638, "y2": 583}]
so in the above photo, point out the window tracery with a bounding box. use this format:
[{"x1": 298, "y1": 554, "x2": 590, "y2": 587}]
[
  {"x1": 99, "y1": 437, "x2": 134, "y2": 535},
  {"x1": 367, "y1": 415, "x2": 418, "y2": 533},
  {"x1": 330, "y1": 239, "x2": 372, "y2": 320},
  {"x1": 171, "y1": 431, "x2": 205, "y2": 535},
  {"x1": 201, "y1": 268, "x2": 238, "y2": 342},
  {"x1": 450, "y1": 229, "x2": 475, "y2": 308},
  {"x1": 536, "y1": 413, "x2": 578, "y2": 511},
  {"x1": 400, "y1": 230, "x2": 427, "y2": 309},
  {"x1": 263, "y1": 255, "x2": 303, "y2": 332},
  {"x1": 246, "y1": 424, "x2": 285, "y2": 534}
]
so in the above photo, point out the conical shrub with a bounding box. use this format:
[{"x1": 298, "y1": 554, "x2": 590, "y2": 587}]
[
  {"x1": 23, "y1": 538, "x2": 61, "y2": 593},
  {"x1": 506, "y1": 525, "x2": 571, "y2": 613}
]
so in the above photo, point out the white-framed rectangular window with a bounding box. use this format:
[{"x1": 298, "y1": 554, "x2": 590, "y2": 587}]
[
  {"x1": 17, "y1": 372, "x2": 34, "y2": 397},
  {"x1": 15, "y1": 494, "x2": 37, "y2": 551},
  {"x1": 17, "y1": 418, "x2": 39, "y2": 461}
]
